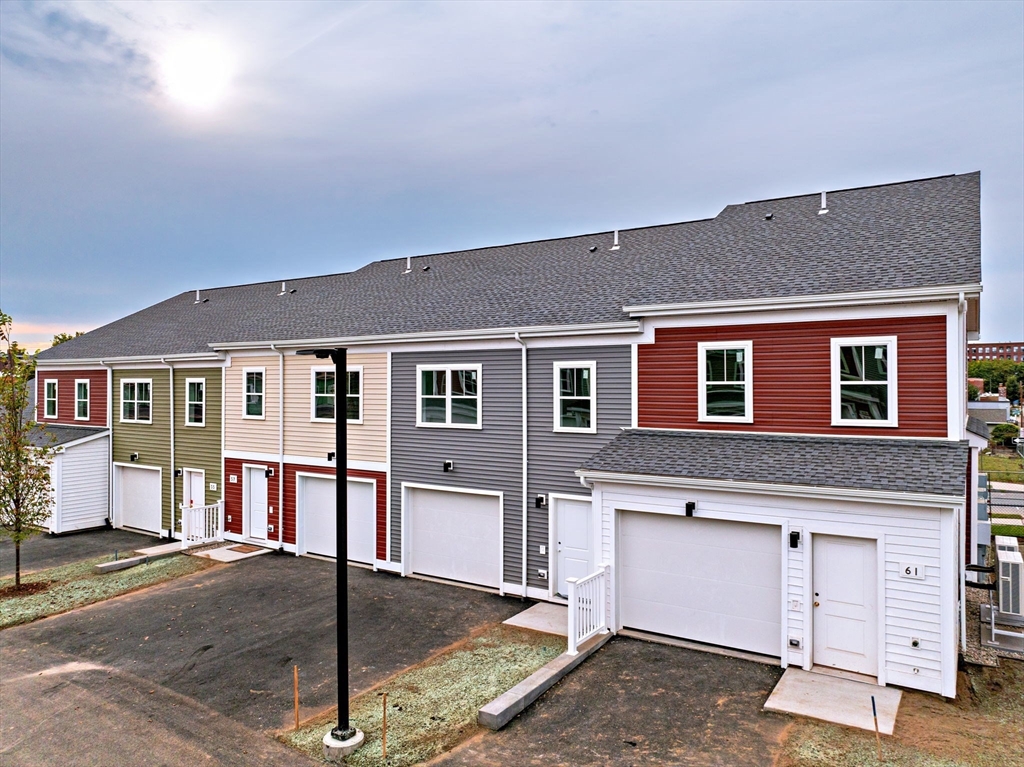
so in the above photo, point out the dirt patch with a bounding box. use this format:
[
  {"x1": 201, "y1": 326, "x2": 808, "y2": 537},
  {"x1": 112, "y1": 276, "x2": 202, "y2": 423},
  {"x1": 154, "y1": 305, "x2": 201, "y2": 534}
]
[
  {"x1": 778, "y1": 660, "x2": 1024, "y2": 767},
  {"x1": 278, "y1": 623, "x2": 565, "y2": 766},
  {"x1": 0, "y1": 553, "x2": 216, "y2": 629}
]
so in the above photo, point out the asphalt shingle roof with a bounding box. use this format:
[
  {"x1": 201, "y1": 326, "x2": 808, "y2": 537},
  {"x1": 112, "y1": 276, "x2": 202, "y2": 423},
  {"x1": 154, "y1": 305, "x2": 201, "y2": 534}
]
[
  {"x1": 38, "y1": 173, "x2": 981, "y2": 361},
  {"x1": 28, "y1": 424, "x2": 108, "y2": 448},
  {"x1": 966, "y1": 416, "x2": 991, "y2": 440},
  {"x1": 579, "y1": 429, "x2": 969, "y2": 497}
]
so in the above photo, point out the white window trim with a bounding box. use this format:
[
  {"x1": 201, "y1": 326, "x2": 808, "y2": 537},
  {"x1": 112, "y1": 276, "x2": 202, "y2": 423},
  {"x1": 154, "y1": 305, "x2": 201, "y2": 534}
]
[
  {"x1": 346, "y1": 365, "x2": 364, "y2": 425},
  {"x1": 242, "y1": 367, "x2": 266, "y2": 420},
  {"x1": 697, "y1": 340, "x2": 754, "y2": 424},
  {"x1": 830, "y1": 336, "x2": 899, "y2": 428},
  {"x1": 415, "y1": 363, "x2": 483, "y2": 429},
  {"x1": 553, "y1": 361, "x2": 597, "y2": 434},
  {"x1": 43, "y1": 379, "x2": 58, "y2": 419},
  {"x1": 310, "y1": 366, "x2": 337, "y2": 423},
  {"x1": 74, "y1": 378, "x2": 90, "y2": 421},
  {"x1": 185, "y1": 377, "x2": 206, "y2": 427},
  {"x1": 120, "y1": 378, "x2": 153, "y2": 424}
]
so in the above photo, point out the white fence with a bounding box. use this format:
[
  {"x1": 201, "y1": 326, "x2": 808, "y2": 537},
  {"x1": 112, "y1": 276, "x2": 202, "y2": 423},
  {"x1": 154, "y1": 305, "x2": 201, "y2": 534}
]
[
  {"x1": 567, "y1": 564, "x2": 610, "y2": 655},
  {"x1": 180, "y1": 501, "x2": 224, "y2": 548}
]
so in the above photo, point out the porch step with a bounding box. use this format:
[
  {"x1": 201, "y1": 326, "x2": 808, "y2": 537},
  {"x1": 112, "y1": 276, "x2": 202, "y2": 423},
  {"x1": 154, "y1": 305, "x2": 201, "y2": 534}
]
[
  {"x1": 134, "y1": 542, "x2": 187, "y2": 557},
  {"x1": 478, "y1": 631, "x2": 612, "y2": 730}
]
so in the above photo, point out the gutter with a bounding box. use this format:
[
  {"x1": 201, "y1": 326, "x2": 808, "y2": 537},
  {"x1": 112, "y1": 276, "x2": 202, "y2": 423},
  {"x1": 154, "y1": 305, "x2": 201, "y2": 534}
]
[
  {"x1": 514, "y1": 332, "x2": 528, "y2": 599},
  {"x1": 100, "y1": 360, "x2": 113, "y2": 527},
  {"x1": 271, "y1": 344, "x2": 285, "y2": 550},
  {"x1": 162, "y1": 358, "x2": 175, "y2": 540},
  {"x1": 35, "y1": 352, "x2": 223, "y2": 367}
]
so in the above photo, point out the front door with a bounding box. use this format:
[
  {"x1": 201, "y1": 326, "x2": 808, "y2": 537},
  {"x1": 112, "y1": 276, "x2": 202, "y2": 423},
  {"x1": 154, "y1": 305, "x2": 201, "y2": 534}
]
[
  {"x1": 246, "y1": 467, "x2": 269, "y2": 540},
  {"x1": 183, "y1": 470, "x2": 205, "y2": 508},
  {"x1": 812, "y1": 535, "x2": 878, "y2": 676},
  {"x1": 555, "y1": 497, "x2": 593, "y2": 597}
]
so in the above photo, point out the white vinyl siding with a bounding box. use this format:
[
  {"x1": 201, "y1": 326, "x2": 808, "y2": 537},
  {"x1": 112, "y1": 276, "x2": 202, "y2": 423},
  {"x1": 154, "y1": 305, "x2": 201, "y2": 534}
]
[
  {"x1": 54, "y1": 437, "x2": 109, "y2": 532},
  {"x1": 75, "y1": 379, "x2": 90, "y2": 421}
]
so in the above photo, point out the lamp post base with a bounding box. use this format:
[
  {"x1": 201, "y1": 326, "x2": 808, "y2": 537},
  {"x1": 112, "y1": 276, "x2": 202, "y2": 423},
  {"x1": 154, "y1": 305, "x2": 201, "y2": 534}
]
[{"x1": 323, "y1": 727, "x2": 364, "y2": 761}]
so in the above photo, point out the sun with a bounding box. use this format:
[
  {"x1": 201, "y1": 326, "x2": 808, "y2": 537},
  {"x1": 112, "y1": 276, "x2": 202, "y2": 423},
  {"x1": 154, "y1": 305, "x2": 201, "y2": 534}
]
[{"x1": 161, "y1": 36, "x2": 235, "y2": 111}]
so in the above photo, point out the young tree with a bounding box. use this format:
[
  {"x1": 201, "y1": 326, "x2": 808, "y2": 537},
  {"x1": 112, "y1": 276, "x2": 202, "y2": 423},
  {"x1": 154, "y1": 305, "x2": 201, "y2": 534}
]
[
  {"x1": 0, "y1": 311, "x2": 55, "y2": 587},
  {"x1": 51, "y1": 331, "x2": 84, "y2": 347}
]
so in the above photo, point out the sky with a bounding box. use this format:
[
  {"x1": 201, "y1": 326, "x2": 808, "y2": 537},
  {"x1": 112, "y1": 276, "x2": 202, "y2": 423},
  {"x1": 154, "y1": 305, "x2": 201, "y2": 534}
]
[{"x1": 1, "y1": 0, "x2": 1021, "y2": 352}]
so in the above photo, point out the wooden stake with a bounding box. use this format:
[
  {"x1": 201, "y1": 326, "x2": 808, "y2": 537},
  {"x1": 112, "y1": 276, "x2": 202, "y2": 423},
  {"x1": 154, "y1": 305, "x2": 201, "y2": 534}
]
[
  {"x1": 382, "y1": 692, "x2": 388, "y2": 759},
  {"x1": 294, "y1": 665, "x2": 300, "y2": 731},
  {"x1": 871, "y1": 695, "x2": 881, "y2": 761}
]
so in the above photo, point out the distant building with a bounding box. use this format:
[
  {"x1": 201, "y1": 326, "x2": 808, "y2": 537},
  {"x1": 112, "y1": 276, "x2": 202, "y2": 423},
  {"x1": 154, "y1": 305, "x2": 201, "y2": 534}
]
[
  {"x1": 967, "y1": 341, "x2": 1024, "y2": 362},
  {"x1": 968, "y1": 376, "x2": 986, "y2": 393}
]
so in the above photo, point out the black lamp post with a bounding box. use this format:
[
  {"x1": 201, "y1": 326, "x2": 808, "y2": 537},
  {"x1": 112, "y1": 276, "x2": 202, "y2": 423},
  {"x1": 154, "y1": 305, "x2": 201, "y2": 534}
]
[{"x1": 296, "y1": 347, "x2": 362, "y2": 756}]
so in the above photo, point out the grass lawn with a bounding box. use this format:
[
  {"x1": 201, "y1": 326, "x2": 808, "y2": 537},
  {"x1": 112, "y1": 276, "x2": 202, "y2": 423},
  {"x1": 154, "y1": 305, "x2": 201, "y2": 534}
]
[
  {"x1": 991, "y1": 525, "x2": 1024, "y2": 538},
  {"x1": 980, "y1": 452, "x2": 1024, "y2": 484},
  {"x1": 780, "y1": 660, "x2": 1024, "y2": 767},
  {"x1": 0, "y1": 553, "x2": 215, "y2": 629},
  {"x1": 279, "y1": 623, "x2": 565, "y2": 767}
]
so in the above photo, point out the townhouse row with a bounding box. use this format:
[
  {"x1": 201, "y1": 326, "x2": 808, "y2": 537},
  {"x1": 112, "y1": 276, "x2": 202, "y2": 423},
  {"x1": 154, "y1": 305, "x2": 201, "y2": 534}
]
[{"x1": 35, "y1": 172, "x2": 985, "y2": 699}]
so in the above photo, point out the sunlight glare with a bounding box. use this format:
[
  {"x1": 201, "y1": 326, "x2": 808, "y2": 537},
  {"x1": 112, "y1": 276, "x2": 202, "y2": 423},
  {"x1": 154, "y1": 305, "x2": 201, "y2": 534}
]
[{"x1": 161, "y1": 36, "x2": 235, "y2": 111}]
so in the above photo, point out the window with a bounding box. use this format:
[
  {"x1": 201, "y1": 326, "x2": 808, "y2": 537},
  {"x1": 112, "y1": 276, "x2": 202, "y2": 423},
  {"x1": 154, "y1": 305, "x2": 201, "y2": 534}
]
[
  {"x1": 417, "y1": 365, "x2": 481, "y2": 428},
  {"x1": 121, "y1": 379, "x2": 152, "y2": 423},
  {"x1": 244, "y1": 369, "x2": 265, "y2": 419},
  {"x1": 186, "y1": 378, "x2": 205, "y2": 426},
  {"x1": 311, "y1": 368, "x2": 335, "y2": 421},
  {"x1": 43, "y1": 380, "x2": 58, "y2": 419},
  {"x1": 75, "y1": 379, "x2": 90, "y2": 420},
  {"x1": 346, "y1": 367, "x2": 362, "y2": 423},
  {"x1": 831, "y1": 337, "x2": 897, "y2": 426},
  {"x1": 698, "y1": 341, "x2": 753, "y2": 423},
  {"x1": 554, "y1": 362, "x2": 596, "y2": 433}
]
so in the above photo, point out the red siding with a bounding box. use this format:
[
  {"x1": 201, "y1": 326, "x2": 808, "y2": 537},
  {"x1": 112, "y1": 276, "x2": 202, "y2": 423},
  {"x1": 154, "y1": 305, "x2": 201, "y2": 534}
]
[
  {"x1": 36, "y1": 369, "x2": 108, "y2": 427},
  {"x1": 638, "y1": 315, "x2": 947, "y2": 437},
  {"x1": 223, "y1": 457, "x2": 281, "y2": 539},
  {"x1": 283, "y1": 464, "x2": 387, "y2": 558}
]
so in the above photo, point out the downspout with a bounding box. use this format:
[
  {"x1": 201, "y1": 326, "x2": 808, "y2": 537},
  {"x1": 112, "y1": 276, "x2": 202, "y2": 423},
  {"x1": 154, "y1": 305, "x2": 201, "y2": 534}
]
[
  {"x1": 271, "y1": 344, "x2": 285, "y2": 550},
  {"x1": 101, "y1": 361, "x2": 113, "y2": 527},
  {"x1": 163, "y1": 359, "x2": 175, "y2": 540},
  {"x1": 514, "y1": 332, "x2": 528, "y2": 599},
  {"x1": 957, "y1": 292, "x2": 967, "y2": 652}
]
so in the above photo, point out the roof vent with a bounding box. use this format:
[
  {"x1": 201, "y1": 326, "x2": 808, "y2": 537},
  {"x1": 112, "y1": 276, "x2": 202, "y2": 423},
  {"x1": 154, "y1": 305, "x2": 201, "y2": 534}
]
[
  {"x1": 193, "y1": 290, "x2": 209, "y2": 304},
  {"x1": 403, "y1": 256, "x2": 412, "y2": 275},
  {"x1": 588, "y1": 245, "x2": 598, "y2": 253},
  {"x1": 610, "y1": 230, "x2": 620, "y2": 251},
  {"x1": 764, "y1": 213, "x2": 774, "y2": 221},
  {"x1": 194, "y1": 289, "x2": 201, "y2": 304},
  {"x1": 422, "y1": 265, "x2": 431, "y2": 272},
  {"x1": 277, "y1": 282, "x2": 296, "y2": 296},
  {"x1": 818, "y1": 191, "x2": 828, "y2": 215}
]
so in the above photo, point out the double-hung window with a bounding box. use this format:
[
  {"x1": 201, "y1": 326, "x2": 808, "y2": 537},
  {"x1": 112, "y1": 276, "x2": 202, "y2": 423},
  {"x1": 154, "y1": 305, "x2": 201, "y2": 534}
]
[
  {"x1": 75, "y1": 379, "x2": 90, "y2": 420},
  {"x1": 244, "y1": 369, "x2": 265, "y2": 419},
  {"x1": 43, "y1": 380, "x2": 58, "y2": 419},
  {"x1": 698, "y1": 341, "x2": 753, "y2": 423},
  {"x1": 310, "y1": 366, "x2": 362, "y2": 422},
  {"x1": 186, "y1": 378, "x2": 205, "y2": 426},
  {"x1": 831, "y1": 336, "x2": 897, "y2": 426},
  {"x1": 417, "y1": 365, "x2": 481, "y2": 428},
  {"x1": 554, "y1": 362, "x2": 596, "y2": 433},
  {"x1": 121, "y1": 379, "x2": 152, "y2": 423},
  {"x1": 346, "y1": 367, "x2": 362, "y2": 423}
]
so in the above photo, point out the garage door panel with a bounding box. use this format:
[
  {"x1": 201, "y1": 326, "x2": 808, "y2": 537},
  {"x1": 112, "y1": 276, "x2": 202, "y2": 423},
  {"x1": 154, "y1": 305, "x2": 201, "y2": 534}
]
[
  {"x1": 409, "y1": 488, "x2": 500, "y2": 589},
  {"x1": 118, "y1": 466, "x2": 161, "y2": 534},
  {"x1": 619, "y1": 512, "x2": 781, "y2": 657},
  {"x1": 301, "y1": 477, "x2": 375, "y2": 563}
]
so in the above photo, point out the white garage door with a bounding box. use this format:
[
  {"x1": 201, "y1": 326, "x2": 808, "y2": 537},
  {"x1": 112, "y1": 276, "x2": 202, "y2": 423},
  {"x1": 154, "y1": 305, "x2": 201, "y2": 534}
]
[
  {"x1": 117, "y1": 465, "x2": 161, "y2": 534},
  {"x1": 408, "y1": 488, "x2": 500, "y2": 588},
  {"x1": 619, "y1": 512, "x2": 782, "y2": 657},
  {"x1": 300, "y1": 476, "x2": 376, "y2": 563}
]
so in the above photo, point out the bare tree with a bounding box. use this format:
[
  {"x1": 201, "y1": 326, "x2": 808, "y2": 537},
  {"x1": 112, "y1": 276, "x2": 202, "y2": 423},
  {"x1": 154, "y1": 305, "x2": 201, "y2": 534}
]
[{"x1": 0, "y1": 311, "x2": 55, "y2": 588}]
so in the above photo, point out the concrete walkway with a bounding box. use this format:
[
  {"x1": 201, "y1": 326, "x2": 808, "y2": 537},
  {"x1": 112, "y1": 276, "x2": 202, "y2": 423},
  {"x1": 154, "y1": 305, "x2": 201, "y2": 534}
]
[{"x1": 764, "y1": 667, "x2": 902, "y2": 734}]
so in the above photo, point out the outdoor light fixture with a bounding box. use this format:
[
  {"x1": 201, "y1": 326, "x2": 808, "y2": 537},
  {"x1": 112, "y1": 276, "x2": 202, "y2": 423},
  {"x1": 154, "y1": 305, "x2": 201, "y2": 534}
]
[
  {"x1": 327, "y1": 452, "x2": 336, "y2": 461},
  {"x1": 685, "y1": 501, "x2": 695, "y2": 516},
  {"x1": 443, "y1": 460, "x2": 454, "y2": 473},
  {"x1": 174, "y1": 468, "x2": 182, "y2": 478},
  {"x1": 535, "y1": 494, "x2": 548, "y2": 509},
  {"x1": 296, "y1": 347, "x2": 364, "y2": 759},
  {"x1": 129, "y1": 453, "x2": 139, "y2": 462},
  {"x1": 789, "y1": 531, "x2": 801, "y2": 549}
]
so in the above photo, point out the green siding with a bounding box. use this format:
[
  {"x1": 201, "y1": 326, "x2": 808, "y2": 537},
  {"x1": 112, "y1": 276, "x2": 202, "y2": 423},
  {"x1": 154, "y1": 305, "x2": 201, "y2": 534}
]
[
  {"x1": 112, "y1": 369, "x2": 172, "y2": 531},
  {"x1": 174, "y1": 367, "x2": 223, "y2": 531}
]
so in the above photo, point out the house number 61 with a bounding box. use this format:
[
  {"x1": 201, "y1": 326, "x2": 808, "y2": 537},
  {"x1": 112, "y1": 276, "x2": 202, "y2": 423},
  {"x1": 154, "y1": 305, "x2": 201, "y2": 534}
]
[{"x1": 900, "y1": 562, "x2": 925, "y2": 580}]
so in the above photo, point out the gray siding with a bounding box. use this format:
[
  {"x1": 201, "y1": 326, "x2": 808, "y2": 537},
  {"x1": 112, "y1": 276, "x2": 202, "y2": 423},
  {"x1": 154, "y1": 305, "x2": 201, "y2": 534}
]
[
  {"x1": 526, "y1": 345, "x2": 631, "y2": 590},
  {"x1": 390, "y1": 350, "x2": 523, "y2": 585}
]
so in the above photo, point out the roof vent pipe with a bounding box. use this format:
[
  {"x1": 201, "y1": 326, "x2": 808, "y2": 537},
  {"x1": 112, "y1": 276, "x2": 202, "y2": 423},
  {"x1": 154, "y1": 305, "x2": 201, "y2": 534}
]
[
  {"x1": 818, "y1": 191, "x2": 828, "y2": 215},
  {"x1": 610, "y1": 230, "x2": 620, "y2": 251},
  {"x1": 277, "y1": 282, "x2": 295, "y2": 296},
  {"x1": 403, "y1": 256, "x2": 412, "y2": 274},
  {"x1": 194, "y1": 289, "x2": 201, "y2": 304}
]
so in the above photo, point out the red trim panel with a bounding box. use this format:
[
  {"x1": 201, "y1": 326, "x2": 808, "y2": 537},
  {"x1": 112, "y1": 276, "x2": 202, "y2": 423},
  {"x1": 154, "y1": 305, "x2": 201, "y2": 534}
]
[
  {"x1": 638, "y1": 315, "x2": 947, "y2": 437},
  {"x1": 223, "y1": 457, "x2": 281, "y2": 539},
  {"x1": 283, "y1": 463, "x2": 387, "y2": 557},
  {"x1": 36, "y1": 369, "x2": 108, "y2": 427}
]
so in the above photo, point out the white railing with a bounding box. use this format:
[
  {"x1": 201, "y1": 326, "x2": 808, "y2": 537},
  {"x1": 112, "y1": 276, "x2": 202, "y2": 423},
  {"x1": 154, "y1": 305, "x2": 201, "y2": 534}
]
[
  {"x1": 567, "y1": 564, "x2": 610, "y2": 655},
  {"x1": 180, "y1": 501, "x2": 224, "y2": 548}
]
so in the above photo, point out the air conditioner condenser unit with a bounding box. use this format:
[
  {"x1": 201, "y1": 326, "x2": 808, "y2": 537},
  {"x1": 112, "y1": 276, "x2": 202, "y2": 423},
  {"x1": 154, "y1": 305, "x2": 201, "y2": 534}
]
[
  {"x1": 995, "y1": 535, "x2": 1020, "y2": 554},
  {"x1": 998, "y1": 548, "x2": 1023, "y2": 618}
]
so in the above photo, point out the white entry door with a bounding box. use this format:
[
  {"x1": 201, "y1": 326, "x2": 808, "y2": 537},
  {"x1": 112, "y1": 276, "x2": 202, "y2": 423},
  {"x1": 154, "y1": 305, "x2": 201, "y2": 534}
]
[
  {"x1": 555, "y1": 497, "x2": 593, "y2": 597},
  {"x1": 812, "y1": 535, "x2": 878, "y2": 676},
  {"x1": 183, "y1": 470, "x2": 205, "y2": 508},
  {"x1": 300, "y1": 475, "x2": 376, "y2": 563},
  {"x1": 246, "y1": 466, "x2": 269, "y2": 540}
]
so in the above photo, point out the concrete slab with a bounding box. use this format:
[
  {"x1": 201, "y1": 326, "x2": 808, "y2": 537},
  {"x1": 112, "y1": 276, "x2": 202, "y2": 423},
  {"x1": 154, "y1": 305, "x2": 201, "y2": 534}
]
[
  {"x1": 764, "y1": 667, "x2": 901, "y2": 734},
  {"x1": 134, "y1": 541, "x2": 187, "y2": 557},
  {"x1": 192, "y1": 544, "x2": 273, "y2": 563},
  {"x1": 502, "y1": 601, "x2": 568, "y2": 636}
]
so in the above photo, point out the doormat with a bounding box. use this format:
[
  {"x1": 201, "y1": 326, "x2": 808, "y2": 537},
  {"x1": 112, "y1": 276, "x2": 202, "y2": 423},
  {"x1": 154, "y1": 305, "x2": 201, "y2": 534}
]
[{"x1": 228, "y1": 544, "x2": 263, "y2": 554}]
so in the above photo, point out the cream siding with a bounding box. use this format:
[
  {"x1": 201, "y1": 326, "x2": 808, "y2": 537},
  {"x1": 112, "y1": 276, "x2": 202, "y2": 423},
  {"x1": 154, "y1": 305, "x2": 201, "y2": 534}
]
[
  {"x1": 225, "y1": 355, "x2": 281, "y2": 453},
  {"x1": 283, "y1": 352, "x2": 386, "y2": 463}
]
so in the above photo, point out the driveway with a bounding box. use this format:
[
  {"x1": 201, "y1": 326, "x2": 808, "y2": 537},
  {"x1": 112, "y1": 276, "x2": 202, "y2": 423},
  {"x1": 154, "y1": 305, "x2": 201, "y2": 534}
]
[
  {"x1": 434, "y1": 636, "x2": 790, "y2": 767},
  {"x1": 1, "y1": 555, "x2": 526, "y2": 764},
  {"x1": 0, "y1": 527, "x2": 156, "y2": 577}
]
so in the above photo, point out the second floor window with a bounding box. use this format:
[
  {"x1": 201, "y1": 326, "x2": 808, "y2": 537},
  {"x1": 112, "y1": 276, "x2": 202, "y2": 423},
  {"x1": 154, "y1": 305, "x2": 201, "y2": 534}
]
[
  {"x1": 244, "y1": 369, "x2": 264, "y2": 418},
  {"x1": 186, "y1": 379, "x2": 205, "y2": 426},
  {"x1": 44, "y1": 380, "x2": 58, "y2": 418},
  {"x1": 347, "y1": 369, "x2": 362, "y2": 423},
  {"x1": 831, "y1": 337, "x2": 897, "y2": 426},
  {"x1": 554, "y1": 362, "x2": 596, "y2": 433},
  {"x1": 76, "y1": 380, "x2": 90, "y2": 420},
  {"x1": 121, "y1": 380, "x2": 152, "y2": 423},
  {"x1": 312, "y1": 368, "x2": 335, "y2": 421},
  {"x1": 698, "y1": 341, "x2": 753, "y2": 423},
  {"x1": 418, "y1": 366, "x2": 480, "y2": 427}
]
